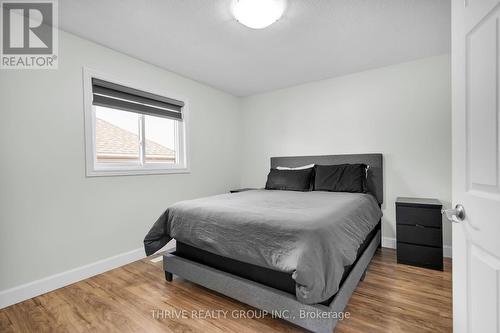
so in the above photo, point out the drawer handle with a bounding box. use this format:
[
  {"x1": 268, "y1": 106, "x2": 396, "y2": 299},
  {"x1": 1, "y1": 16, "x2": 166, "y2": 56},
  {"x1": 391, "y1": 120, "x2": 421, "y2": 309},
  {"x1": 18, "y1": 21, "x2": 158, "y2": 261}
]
[{"x1": 415, "y1": 224, "x2": 426, "y2": 228}]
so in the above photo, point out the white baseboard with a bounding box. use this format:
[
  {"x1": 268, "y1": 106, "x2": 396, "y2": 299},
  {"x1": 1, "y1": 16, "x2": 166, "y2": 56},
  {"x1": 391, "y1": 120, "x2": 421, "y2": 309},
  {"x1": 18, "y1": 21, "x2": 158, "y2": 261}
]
[
  {"x1": 0, "y1": 241, "x2": 175, "y2": 310},
  {"x1": 443, "y1": 245, "x2": 452, "y2": 258},
  {"x1": 382, "y1": 237, "x2": 452, "y2": 258},
  {"x1": 381, "y1": 236, "x2": 397, "y2": 249}
]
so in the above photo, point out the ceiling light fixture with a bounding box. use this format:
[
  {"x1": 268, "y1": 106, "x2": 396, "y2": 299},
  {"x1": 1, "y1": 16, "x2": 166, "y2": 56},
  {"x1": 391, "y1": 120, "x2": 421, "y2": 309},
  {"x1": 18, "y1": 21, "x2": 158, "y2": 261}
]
[{"x1": 232, "y1": 0, "x2": 287, "y2": 29}]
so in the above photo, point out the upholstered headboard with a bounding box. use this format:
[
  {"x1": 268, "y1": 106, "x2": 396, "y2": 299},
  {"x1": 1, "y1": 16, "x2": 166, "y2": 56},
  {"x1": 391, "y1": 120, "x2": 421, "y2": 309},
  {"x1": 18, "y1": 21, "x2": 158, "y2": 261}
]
[{"x1": 270, "y1": 153, "x2": 384, "y2": 204}]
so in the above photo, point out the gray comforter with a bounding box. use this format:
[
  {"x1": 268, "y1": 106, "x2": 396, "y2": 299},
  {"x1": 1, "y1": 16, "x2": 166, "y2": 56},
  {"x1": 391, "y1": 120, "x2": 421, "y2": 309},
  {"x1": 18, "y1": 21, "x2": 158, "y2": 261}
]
[{"x1": 144, "y1": 190, "x2": 382, "y2": 304}]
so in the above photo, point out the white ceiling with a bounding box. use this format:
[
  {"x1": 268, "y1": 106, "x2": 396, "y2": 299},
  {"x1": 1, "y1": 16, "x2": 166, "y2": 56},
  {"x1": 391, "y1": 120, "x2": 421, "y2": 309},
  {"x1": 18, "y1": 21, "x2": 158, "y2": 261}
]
[{"x1": 59, "y1": 0, "x2": 451, "y2": 97}]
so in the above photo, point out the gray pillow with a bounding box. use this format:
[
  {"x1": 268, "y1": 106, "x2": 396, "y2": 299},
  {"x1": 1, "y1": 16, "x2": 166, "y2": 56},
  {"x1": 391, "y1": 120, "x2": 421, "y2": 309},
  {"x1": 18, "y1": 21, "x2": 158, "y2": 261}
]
[
  {"x1": 314, "y1": 164, "x2": 367, "y2": 193},
  {"x1": 265, "y1": 168, "x2": 313, "y2": 191}
]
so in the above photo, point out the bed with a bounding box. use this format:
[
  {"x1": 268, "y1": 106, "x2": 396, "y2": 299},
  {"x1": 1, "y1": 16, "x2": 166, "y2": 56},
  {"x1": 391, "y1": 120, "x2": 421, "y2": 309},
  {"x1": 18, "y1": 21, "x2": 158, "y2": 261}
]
[{"x1": 144, "y1": 154, "x2": 383, "y2": 333}]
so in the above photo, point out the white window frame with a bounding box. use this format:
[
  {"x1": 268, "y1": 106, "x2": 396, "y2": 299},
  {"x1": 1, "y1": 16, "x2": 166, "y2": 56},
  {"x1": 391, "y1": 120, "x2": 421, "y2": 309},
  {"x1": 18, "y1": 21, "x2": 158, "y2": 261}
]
[{"x1": 83, "y1": 67, "x2": 190, "y2": 176}]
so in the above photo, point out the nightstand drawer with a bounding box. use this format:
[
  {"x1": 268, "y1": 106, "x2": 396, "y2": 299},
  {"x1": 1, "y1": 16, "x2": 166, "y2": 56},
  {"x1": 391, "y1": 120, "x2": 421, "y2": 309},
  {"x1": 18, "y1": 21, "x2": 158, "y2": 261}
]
[
  {"x1": 397, "y1": 224, "x2": 442, "y2": 247},
  {"x1": 396, "y1": 205, "x2": 441, "y2": 227},
  {"x1": 397, "y1": 243, "x2": 443, "y2": 270}
]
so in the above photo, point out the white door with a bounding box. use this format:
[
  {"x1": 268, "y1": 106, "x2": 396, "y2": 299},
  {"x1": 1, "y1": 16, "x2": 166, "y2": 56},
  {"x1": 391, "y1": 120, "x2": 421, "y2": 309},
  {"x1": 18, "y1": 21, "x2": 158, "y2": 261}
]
[{"x1": 451, "y1": 0, "x2": 500, "y2": 332}]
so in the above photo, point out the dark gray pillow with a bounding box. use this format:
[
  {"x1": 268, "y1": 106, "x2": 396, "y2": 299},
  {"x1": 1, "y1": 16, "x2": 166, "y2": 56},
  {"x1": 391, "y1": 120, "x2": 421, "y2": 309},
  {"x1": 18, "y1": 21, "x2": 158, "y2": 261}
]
[
  {"x1": 314, "y1": 164, "x2": 367, "y2": 193},
  {"x1": 265, "y1": 168, "x2": 313, "y2": 191}
]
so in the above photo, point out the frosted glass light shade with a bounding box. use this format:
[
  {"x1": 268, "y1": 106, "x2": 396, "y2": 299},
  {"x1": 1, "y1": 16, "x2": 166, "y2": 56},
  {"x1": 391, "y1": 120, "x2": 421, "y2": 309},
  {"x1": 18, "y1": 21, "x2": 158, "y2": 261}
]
[{"x1": 232, "y1": 0, "x2": 287, "y2": 29}]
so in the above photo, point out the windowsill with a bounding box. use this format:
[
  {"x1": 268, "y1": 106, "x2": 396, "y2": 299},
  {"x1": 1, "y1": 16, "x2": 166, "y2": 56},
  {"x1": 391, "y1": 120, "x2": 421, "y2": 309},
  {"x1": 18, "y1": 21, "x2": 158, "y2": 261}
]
[{"x1": 86, "y1": 167, "x2": 190, "y2": 177}]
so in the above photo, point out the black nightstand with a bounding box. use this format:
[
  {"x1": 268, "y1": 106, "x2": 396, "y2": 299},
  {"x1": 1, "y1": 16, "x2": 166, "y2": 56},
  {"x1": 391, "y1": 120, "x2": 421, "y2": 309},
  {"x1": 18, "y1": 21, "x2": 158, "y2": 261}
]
[
  {"x1": 230, "y1": 188, "x2": 258, "y2": 193},
  {"x1": 396, "y1": 197, "x2": 443, "y2": 271}
]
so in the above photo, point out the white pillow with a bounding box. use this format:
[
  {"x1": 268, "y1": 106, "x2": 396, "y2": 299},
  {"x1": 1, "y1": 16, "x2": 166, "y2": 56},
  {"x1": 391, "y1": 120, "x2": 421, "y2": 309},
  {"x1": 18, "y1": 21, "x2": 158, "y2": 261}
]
[{"x1": 276, "y1": 164, "x2": 315, "y2": 170}]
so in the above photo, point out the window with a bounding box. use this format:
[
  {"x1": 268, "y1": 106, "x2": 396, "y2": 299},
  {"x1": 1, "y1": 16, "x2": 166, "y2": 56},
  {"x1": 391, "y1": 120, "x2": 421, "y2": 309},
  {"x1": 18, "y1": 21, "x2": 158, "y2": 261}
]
[{"x1": 83, "y1": 69, "x2": 188, "y2": 176}]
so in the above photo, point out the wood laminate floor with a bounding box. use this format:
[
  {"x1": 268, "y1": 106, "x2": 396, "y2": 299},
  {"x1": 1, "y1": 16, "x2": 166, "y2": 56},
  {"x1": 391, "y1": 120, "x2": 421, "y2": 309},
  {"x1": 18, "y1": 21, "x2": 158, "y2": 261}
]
[{"x1": 0, "y1": 248, "x2": 452, "y2": 333}]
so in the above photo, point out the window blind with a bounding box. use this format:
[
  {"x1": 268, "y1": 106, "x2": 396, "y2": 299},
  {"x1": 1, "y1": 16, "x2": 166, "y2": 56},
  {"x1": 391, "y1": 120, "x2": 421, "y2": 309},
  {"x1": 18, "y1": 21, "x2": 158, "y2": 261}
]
[{"x1": 91, "y1": 78, "x2": 184, "y2": 121}]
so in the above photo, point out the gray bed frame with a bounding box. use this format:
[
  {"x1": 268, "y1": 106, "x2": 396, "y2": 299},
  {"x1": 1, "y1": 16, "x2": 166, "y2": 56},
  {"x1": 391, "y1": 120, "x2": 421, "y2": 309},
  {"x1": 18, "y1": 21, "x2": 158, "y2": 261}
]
[{"x1": 163, "y1": 154, "x2": 383, "y2": 333}]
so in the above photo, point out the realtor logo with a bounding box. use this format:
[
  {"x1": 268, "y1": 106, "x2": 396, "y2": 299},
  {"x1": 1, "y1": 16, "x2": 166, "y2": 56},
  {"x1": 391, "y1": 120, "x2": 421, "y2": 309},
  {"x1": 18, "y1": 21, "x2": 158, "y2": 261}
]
[{"x1": 1, "y1": 0, "x2": 58, "y2": 69}]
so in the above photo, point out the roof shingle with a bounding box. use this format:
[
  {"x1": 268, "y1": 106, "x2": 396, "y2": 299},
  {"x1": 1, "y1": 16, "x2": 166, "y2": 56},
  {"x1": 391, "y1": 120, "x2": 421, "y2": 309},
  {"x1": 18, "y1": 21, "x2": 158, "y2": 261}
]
[{"x1": 95, "y1": 118, "x2": 175, "y2": 160}]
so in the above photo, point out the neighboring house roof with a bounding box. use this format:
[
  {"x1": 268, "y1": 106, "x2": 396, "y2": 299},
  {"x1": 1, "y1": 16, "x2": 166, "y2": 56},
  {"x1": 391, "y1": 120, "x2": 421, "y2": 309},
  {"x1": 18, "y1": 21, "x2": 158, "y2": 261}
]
[{"x1": 95, "y1": 118, "x2": 175, "y2": 159}]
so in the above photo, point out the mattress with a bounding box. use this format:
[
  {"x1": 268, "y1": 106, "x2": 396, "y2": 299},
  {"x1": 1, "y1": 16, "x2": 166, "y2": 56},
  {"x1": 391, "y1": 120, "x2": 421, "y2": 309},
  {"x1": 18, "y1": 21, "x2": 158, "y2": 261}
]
[
  {"x1": 144, "y1": 190, "x2": 382, "y2": 304},
  {"x1": 174, "y1": 221, "x2": 380, "y2": 305}
]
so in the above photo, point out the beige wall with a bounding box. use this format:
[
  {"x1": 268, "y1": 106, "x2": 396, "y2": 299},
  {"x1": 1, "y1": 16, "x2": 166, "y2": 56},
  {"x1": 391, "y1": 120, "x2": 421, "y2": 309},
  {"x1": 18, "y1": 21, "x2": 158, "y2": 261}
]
[
  {"x1": 0, "y1": 31, "x2": 242, "y2": 291},
  {"x1": 239, "y1": 55, "x2": 452, "y2": 249}
]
